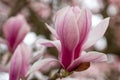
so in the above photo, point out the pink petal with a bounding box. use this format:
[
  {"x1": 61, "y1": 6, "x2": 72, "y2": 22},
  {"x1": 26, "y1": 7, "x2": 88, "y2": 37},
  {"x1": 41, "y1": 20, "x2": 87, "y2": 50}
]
[
  {"x1": 45, "y1": 23, "x2": 59, "y2": 39},
  {"x1": 13, "y1": 15, "x2": 30, "y2": 52},
  {"x1": 55, "y1": 7, "x2": 79, "y2": 68},
  {"x1": 74, "y1": 9, "x2": 92, "y2": 59},
  {"x1": 26, "y1": 58, "x2": 59, "y2": 76},
  {"x1": 9, "y1": 46, "x2": 22, "y2": 80},
  {"x1": 67, "y1": 51, "x2": 107, "y2": 71},
  {"x1": 3, "y1": 15, "x2": 30, "y2": 52},
  {"x1": 3, "y1": 15, "x2": 21, "y2": 52},
  {"x1": 83, "y1": 18, "x2": 110, "y2": 50}
]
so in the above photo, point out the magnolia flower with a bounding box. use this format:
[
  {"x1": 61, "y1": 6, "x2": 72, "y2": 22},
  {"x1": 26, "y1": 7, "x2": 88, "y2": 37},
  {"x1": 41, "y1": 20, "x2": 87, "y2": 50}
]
[
  {"x1": 9, "y1": 43, "x2": 31, "y2": 80},
  {"x1": 27, "y1": 6, "x2": 109, "y2": 75},
  {"x1": 3, "y1": 15, "x2": 30, "y2": 53}
]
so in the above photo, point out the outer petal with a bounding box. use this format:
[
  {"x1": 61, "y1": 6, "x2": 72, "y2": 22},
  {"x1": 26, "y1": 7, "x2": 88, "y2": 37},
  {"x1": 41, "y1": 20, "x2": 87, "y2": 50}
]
[
  {"x1": 26, "y1": 58, "x2": 59, "y2": 76},
  {"x1": 45, "y1": 23, "x2": 59, "y2": 39},
  {"x1": 3, "y1": 15, "x2": 30, "y2": 52},
  {"x1": 56, "y1": 7, "x2": 79, "y2": 68},
  {"x1": 83, "y1": 18, "x2": 110, "y2": 50},
  {"x1": 67, "y1": 51, "x2": 107, "y2": 71},
  {"x1": 9, "y1": 45, "x2": 22, "y2": 80}
]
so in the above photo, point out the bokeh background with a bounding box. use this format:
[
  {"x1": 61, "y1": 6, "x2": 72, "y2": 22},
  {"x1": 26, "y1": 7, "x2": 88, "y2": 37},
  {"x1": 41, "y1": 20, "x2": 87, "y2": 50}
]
[{"x1": 0, "y1": 0, "x2": 120, "y2": 80}]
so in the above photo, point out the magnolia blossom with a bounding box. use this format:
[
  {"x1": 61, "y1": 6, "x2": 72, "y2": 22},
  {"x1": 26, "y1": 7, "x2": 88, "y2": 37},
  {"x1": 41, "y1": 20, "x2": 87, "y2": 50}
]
[
  {"x1": 9, "y1": 43, "x2": 31, "y2": 80},
  {"x1": 27, "y1": 6, "x2": 109, "y2": 75},
  {"x1": 3, "y1": 15, "x2": 30, "y2": 52}
]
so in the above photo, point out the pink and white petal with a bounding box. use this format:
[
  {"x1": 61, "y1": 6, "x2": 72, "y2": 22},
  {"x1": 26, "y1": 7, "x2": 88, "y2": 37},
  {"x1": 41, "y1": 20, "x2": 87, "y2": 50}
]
[
  {"x1": 26, "y1": 58, "x2": 59, "y2": 76},
  {"x1": 3, "y1": 15, "x2": 22, "y2": 52},
  {"x1": 13, "y1": 16, "x2": 30, "y2": 52},
  {"x1": 18, "y1": 43, "x2": 31, "y2": 77},
  {"x1": 80, "y1": 51, "x2": 108, "y2": 62},
  {"x1": 56, "y1": 7, "x2": 79, "y2": 51},
  {"x1": 74, "y1": 9, "x2": 92, "y2": 59},
  {"x1": 56, "y1": 7, "x2": 79, "y2": 68},
  {"x1": 83, "y1": 18, "x2": 110, "y2": 50},
  {"x1": 9, "y1": 47, "x2": 22, "y2": 80},
  {"x1": 37, "y1": 39, "x2": 61, "y2": 52},
  {"x1": 77, "y1": 9, "x2": 92, "y2": 36},
  {"x1": 3, "y1": 14, "x2": 30, "y2": 52},
  {"x1": 3, "y1": 15, "x2": 22, "y2": 39},
  {"x1": 67, "y1": 51, "x2": 107, "y2": 71},
  {"x1": 45, "y1": 23, "x2": 59, "y2": 39}
]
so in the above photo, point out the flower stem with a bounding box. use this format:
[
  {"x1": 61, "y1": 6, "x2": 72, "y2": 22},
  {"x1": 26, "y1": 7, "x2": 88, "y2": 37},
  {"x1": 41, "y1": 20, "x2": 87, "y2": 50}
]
[{"x1": 48, "y1": 68, "x2": 61, "y2": 80}]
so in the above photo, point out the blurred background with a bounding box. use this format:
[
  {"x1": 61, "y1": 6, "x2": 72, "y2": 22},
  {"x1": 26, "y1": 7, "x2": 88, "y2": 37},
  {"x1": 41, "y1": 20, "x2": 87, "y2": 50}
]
[{"x1": 0, "y1": 0, "x2": 120, "y2": 80}]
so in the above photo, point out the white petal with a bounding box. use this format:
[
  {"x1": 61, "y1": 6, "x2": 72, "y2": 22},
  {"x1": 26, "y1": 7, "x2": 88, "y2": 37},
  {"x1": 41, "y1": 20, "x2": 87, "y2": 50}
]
[
  {"x1": 26, "y1": 58, "x2": 59, "y2": 76},
  {"x1": 80, "y1": 51, "x2": 108, "y2": 62},
  {"x1": 83, "y1": 18, "x2": 110, "y2": 49},
  {"x1": 45, "y1": 23, "x2": 59, "y2": 39},
  {"x1": 67, "y1": 51, "x2": 107, "y2": 71}
]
